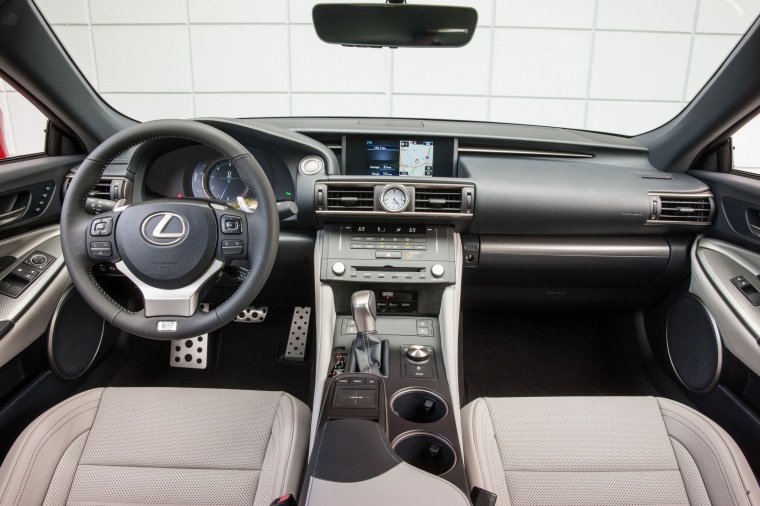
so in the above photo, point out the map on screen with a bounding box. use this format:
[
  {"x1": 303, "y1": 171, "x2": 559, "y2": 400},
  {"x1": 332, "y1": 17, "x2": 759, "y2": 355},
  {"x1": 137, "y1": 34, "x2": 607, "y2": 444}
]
[{"x1": 399, "y1": 140, "x2": 434, "y2": 177}]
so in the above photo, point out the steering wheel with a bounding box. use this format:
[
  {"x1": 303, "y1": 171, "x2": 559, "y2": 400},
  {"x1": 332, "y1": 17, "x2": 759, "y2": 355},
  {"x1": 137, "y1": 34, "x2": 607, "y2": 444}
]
[{"x1": 60, "y1": 119, "x2": 279, "y2": 340}]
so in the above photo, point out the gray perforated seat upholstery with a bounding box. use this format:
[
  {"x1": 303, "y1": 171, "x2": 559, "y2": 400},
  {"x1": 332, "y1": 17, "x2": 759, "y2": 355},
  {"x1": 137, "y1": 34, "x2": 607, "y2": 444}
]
[
  {"x1": 0, "y1": 387, "x2": 311, "y2": 506},
  {"x1": 462, "y1": 397, "x2": 760, "y2": 506}
]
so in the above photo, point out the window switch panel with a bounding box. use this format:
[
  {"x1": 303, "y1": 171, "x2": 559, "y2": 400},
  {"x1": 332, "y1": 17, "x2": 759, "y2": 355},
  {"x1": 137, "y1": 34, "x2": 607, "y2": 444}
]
[{"x1": 731, "y1": 276, "x2": 760, "y2": 306}]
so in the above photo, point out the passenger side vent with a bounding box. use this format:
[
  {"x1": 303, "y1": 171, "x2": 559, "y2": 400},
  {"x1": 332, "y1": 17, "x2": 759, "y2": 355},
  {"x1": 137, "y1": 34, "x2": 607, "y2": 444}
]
[
  {"x1": 650, "y1": 193, "x2": 714, "y2": 224},
  {"x1": 325, "y1": 186, "x2": 375, "y2": 211},
  {"x1": 414, "y1": 188, "x2": 464, "y2": 213}
]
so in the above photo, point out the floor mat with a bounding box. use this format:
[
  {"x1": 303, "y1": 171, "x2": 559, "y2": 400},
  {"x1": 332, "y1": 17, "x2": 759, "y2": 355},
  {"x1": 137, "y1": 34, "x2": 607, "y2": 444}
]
[
  {"x1": 463, "y1": 310, "x2": 657, "y2": 402},
  {"x1": 109, "y1": 308, "x2": 312, "y2": 405}
]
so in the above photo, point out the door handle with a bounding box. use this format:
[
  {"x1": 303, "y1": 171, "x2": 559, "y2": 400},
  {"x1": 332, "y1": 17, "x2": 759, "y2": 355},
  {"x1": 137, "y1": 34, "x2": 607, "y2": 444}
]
[{"x1": 0, "y1": 207, "x2": 26, "y2": 227}]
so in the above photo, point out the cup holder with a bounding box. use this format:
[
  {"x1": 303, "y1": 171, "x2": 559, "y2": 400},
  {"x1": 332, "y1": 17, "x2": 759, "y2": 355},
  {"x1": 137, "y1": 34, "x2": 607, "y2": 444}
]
[
  {"x1": 391, "y1": 389, "x2": 448, "y2": 424},
  {"x1": 392, "y1": 432, "x2": 456, "y2": 476}
]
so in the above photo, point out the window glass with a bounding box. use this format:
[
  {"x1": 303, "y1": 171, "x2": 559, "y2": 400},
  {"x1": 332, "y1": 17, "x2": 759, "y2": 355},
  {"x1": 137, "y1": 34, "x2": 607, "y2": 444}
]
[
  {"x1": 32, "y1": 0, "x2": 760, "y2": 135},
  {"x1": 0, "y1": 79, "x2": 47, "y2": 159},
  {"x1": 733, "y1": 114, "x2": 760, "y2": 175}
]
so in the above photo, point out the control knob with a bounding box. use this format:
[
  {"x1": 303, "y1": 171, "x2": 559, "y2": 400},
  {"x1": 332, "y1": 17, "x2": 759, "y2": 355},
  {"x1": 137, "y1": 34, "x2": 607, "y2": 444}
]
[
  {"x1": 431, "y1": 264, "x2": 445, "y2": 278},
  {"x1": 332, "y1": 262, "x2": 346, "y2": 276},
  {"x1": 406, "y1": 345, "x2": 430, "y2": 362}
]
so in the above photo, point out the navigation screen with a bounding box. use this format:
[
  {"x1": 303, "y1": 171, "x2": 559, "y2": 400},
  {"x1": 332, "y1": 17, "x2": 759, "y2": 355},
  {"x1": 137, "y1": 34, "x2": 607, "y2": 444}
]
[{"x1": 366, "y1": 140, "x2": 434, "y2": 177}]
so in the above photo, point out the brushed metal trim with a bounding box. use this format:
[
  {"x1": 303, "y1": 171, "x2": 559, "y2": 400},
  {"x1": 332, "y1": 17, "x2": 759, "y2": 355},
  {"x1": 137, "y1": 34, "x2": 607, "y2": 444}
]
[
  {"x1": 389, "y1": 387, "x2": 449, "y2": 422},
  {"x1": 390, "y1": 430, "x2": 457, "y2": 475},
  {"x1": 479, "y1": 236, "x2": 670, "y2": 257},
  {"x1": 457, "y1": 147, "x2": 592, "y2": 158},
  {"x1": 299, "y1": 155, "x2": 325, "y2": 175},
  {"x1": 319, "y1": 180, "x2": 475, "y2": 189},
  {"x1": 645, "y1": 220, "x2": 713, "y2": 226},
  {"x1": 47, "y1": 285, "x2": 104, "y2": 381},
  {"x1": 115, "y1": 259, "x2": 224, "y2": 317},
  {"x1": 666, "y1": 294, "x2": 722, "y2": 395},
  {"x1": 316, "y1": 210, "x2": 473, "y2": 219},
  {"x1": 379, "y1": 184, "x2": 411, "y2": 213}
]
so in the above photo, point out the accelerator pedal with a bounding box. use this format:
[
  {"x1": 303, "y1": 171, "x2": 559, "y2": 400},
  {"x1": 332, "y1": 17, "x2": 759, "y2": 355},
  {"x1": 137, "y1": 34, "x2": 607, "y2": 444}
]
[{"x1": 284, "y1": 307, "x2": 310, "y2": 362}]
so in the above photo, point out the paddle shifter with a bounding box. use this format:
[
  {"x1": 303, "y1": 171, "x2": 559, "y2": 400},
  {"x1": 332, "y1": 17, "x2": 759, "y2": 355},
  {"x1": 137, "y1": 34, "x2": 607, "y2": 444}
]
[{"x1": 350, "y1": 290, "x2": 389, "y2": 376}]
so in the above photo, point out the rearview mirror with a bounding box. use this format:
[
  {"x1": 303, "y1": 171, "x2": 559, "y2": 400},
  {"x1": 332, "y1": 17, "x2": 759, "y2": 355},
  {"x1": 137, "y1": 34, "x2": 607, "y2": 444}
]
[{"x1": 312, "y1": 3, "x2": 478, "y2": 48}]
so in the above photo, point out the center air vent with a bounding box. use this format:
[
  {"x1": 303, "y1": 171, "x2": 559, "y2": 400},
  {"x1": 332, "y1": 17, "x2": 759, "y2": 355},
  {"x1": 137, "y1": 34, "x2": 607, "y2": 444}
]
[
  {"x1": 414, "y1": 188, "x2": 464, "y2": 213},
  {"x1": 650, "y1": 193, "x2": 714, "y2": 224},
  {"x1": 325, "y1": 186, "x2": 375, "y2": 211}
]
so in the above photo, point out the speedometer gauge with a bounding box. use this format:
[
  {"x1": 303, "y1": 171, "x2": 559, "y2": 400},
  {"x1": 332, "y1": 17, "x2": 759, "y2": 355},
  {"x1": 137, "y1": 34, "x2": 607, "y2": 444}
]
[
  {"x1": 207, "y1": 161, "x2": 257, "y2": 209},
  {"x1": 379, "y1": 185, "x2": 409, "y2": 212}
]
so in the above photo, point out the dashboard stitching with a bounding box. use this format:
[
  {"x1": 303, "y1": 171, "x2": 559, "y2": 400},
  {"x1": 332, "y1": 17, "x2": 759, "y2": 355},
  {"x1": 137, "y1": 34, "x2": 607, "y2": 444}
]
[{"x1": 198, "y1": 118, "x2": 339, "y2": 175}]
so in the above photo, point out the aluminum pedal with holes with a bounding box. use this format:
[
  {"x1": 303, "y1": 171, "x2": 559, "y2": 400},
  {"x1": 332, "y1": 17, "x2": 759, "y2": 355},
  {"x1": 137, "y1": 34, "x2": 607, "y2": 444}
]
[
  {"x1": 170, "y1": 303, "x2": 210, "y2": 369},
  {"x1": 284, "y1": 307, "x2": 310, "y2": 361},
  {"x1": 234, "y1": 306, "x2": 268, "y2": 323}
]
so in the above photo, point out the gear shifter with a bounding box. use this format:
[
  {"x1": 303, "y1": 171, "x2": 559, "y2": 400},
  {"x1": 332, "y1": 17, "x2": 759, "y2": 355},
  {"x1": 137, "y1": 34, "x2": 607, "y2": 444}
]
[{"x1": 350, "y1": 290, "x2": 388, "y2": 376}]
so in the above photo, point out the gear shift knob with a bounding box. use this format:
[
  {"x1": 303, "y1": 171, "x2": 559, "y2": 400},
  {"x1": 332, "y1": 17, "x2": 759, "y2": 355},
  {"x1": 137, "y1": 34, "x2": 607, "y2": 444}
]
[{"x1": 351, "y1": 290, "x2": 377, "y2": 333}]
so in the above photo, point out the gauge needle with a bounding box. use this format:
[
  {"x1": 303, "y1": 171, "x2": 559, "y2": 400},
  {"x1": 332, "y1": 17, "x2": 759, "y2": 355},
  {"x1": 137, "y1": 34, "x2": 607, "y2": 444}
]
[
  {"x1": 220, "y1": 184, "x2": 229, "y2": 199},
  {"x1": 393, "y1": 198, "x2": 400, "y2": 205}
]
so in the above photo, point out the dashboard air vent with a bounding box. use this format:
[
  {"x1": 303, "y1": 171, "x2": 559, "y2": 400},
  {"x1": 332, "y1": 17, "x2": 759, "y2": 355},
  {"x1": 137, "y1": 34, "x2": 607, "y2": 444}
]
[
  {"x1": 414, "y1": 188, "x2": 463, "y2": 213},
  {"x1": 651, "y1": 194, "x2": 713, "y2": 224},
  {"x1": 88, "y1": 180, "x2": 113, "y2": 200},
  {"x1": 326, "y1": 186, "x2": 375, "y2": 211}
]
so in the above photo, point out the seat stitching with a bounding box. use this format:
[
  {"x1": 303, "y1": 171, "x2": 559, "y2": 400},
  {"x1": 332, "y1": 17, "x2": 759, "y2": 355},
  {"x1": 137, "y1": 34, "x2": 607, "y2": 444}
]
[
  {"x1": 398, "y1": 462, "x2": 472, "y2": 505},
  {"x1": 14, "y1": 405, "x2": 99, "y2": 506},
  {"x1": 0, "y1": 393, "x2": 100, "y2": 505},
  {"x1": 472, "y1": 401, "x2": 489, "y2": 490},
  {"x1": 40, "y1": 430, "x2": 89, "y2": 505},
  {"x1": 669, "y1": 436, "x2": 709, "y2": 506},
  {"x1": 372, "y1": 422, "x2": 401, "y2": 464},
  {"x1": 311, "y1": 423, "x2": 328, "y2": 477},
  {"x1": 276, "y1": 394, "x2": 292, "y2": 498},
  {"x1": 661, "y1": 409, "x2": 747, "y2": 506},
  {"x1": 304, "y1": 476, "x2": 314, "y2": 506}
]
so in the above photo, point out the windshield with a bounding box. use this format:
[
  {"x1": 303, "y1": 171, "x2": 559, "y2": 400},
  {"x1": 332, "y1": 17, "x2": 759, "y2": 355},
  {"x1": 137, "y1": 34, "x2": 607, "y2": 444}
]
[{"x1": 34, "y1": 0, "x2": 760, "y2": 136}]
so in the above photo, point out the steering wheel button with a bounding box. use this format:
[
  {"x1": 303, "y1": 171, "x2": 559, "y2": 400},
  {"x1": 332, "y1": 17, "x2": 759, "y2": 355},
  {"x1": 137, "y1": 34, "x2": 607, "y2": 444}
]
[{"x1": 221, "y1": 215, "x2": 242, "y2": 234}]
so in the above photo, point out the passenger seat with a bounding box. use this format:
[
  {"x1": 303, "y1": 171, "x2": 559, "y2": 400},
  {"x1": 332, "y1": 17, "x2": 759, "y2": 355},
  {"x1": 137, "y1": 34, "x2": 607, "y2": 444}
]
[{"x1": 461, "y1": 397, "x2": 760, "y2": 506}]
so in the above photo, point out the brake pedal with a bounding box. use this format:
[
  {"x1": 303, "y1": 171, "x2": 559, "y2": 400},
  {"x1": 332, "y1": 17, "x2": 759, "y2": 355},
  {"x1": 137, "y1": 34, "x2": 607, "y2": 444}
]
[
  {"x1": 170, "y1": 303, "x2": 210, "y2": 369},
  {"x1": 234, "y1": 306, "x2": 268, "y2": 323},
  {"x1": 284, "y1": 307, "x2": 310, "y2": 361}
]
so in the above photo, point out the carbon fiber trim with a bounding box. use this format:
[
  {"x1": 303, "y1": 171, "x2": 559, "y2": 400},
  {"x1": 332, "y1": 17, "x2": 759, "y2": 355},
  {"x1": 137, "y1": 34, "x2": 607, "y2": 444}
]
[
  {"x1": 0, "y1": 233, "x2": 65, "y2": 321},
  {"x1": 696, "y1": 246, "x2": 760, "y2": 340},
  {"x1": 479, "y1": 236, "x2": 670, "y2": 257}
]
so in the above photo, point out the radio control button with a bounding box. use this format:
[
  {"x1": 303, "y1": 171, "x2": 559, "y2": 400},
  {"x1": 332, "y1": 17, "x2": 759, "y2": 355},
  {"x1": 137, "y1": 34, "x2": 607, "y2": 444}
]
[
  {"x1": 332, "y1": 262, "x2": 346, "y2": 276},
  {"x1": 431, "y1": 264, "x2": 445, "y2": 278}
]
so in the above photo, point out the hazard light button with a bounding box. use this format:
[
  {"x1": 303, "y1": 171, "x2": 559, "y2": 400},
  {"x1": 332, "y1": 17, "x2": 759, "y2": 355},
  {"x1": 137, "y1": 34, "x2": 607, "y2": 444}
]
[{"x1": 375, "y1": 251, "x2": 402, "y2": 259}]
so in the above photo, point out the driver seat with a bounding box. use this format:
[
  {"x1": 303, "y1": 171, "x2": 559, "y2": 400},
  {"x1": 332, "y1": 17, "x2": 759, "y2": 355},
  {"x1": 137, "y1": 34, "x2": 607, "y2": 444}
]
[{"x1": 0, "y1": 387, "x2": 310, "y2": 505}]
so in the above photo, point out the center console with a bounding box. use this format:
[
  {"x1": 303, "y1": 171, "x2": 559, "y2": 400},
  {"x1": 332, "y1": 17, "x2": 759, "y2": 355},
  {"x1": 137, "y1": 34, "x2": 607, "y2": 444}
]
[{"x1": 306, "y1": 221, "x2": 468, "y2": 504}]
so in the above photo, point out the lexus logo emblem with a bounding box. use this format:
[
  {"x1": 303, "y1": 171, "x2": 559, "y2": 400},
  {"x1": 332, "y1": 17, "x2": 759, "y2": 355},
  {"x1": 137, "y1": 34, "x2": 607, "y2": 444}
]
[{"x1": 141, "y1": 212, "x2": 188, "y2": 246}]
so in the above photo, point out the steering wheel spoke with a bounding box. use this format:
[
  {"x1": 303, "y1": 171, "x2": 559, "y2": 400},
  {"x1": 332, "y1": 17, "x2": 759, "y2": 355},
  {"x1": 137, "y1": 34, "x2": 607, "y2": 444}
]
[{"x1": 115, "y1": 258, "x2": 224, "y2": 317}]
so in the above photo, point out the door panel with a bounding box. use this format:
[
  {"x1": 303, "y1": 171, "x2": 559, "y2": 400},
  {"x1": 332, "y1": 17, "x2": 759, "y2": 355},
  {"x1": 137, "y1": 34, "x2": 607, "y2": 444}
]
[
  {"x1": 0, "y1": 155, "x2": 82, "y2": 371},
  {"x1": 0, "y1": 155, "x2": 82, "y2": 238},
  {"x1": 691, "y1": 237, "x2": 760, "y2": 377}
]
